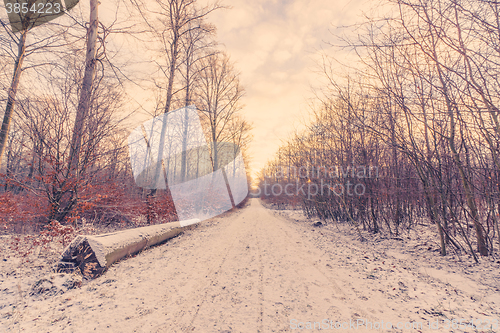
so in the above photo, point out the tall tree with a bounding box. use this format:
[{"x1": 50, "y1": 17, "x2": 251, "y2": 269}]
[
  {"x1": 0, "y1": 0, "x2": 76, "y2": 166},
  {"x1": 130, "y1": 0, "x2": 222, "y2": 223},
  {"x1": 197, "y1": 52, "x2": 244, "y2": 172}
]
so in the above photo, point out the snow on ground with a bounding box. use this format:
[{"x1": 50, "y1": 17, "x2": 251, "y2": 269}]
[
  {"x1": 0, "y1": 199, "x2": 499, "y2": 332},
  {"x1": 272, "y1": 208, "x2": 500, "y2": 330}
]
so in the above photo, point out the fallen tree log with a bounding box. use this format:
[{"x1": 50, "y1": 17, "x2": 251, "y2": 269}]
[{"x1": 54, "y1": 219, "x2": 200, "y2": 279}]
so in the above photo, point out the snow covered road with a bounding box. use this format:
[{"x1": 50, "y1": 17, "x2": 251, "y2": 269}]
[{"x1": 3, "y1": 199, "x2": 499, "y2": 332}]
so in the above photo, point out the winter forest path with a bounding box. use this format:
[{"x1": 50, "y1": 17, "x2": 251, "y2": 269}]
[{"x1": 11, "y1": 199, "x2": 499, "y2": 332}]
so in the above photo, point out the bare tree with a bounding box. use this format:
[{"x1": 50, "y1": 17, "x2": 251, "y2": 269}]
[
  {"x1": 129, "y1": 0, "x2": 223, "y2": 223},
  {"x1": 196, "y1": 51, "x2": 244, "y2": 172},
  {"x1": 0, "y1": 0, "x2": 77, "y2": 166},
  {"x1": 67, "y1": 0, "x2": 99, "y2": 183}
]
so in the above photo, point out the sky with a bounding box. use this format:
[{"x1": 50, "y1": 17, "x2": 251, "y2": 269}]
[
  {"x1": 205, "y1": 0, "x2": 369, "y2": 178},
  {"x1": 0, "y1": 0, "x2": 369, "y2": 178}
]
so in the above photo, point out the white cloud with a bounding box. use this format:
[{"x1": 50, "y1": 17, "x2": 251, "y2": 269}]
[
  {"x1": 270, "y1": 71, "x2": 289, "y2": 81},
  {"x1": 207, "y1": 0, "x2": 367, "y2": 177},
  {"x1": 273, "y1": 49, "x2": 292, "y2": 63}
]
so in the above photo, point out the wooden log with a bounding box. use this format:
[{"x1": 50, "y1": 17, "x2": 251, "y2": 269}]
[{"x1": 55, "y1": 219, "x2": 200, "y2": 279}]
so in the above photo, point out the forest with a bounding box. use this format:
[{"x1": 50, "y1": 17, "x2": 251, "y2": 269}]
[
  {"x1": 259, "y1": 0, "x2": 500, "y2": 261},
  {"x1": 0, "y1": 0, "x2": 252, "y2": 254},
  {"x1": 1, "y1": 0, "x2": 499, "y2": 330}
]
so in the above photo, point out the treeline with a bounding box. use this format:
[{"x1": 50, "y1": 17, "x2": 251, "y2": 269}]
[
  {"x1": 0, "y1": 0, "x2": 252, "y2": 233},
  {"x1": 260, "y1": 0, "x2": 500, "y2": 260}
]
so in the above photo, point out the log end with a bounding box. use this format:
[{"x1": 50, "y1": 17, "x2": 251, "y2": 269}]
[{"x1": 55, "y1": 239, "x2": 106, "y2": 279}]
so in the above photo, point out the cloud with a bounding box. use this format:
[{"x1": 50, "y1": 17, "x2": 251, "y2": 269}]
[{"x1": 208, "y1": 0, "x2": 367, "y2": 177}]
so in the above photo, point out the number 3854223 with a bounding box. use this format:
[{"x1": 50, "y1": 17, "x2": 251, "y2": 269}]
[{"x1": 6, "y1": 1, "x2": 62, "y2": 15}]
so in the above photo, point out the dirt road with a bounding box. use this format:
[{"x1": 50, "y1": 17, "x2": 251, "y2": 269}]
[{"x1": 6, "y1": 199, "x2": 499, "y2": 332}]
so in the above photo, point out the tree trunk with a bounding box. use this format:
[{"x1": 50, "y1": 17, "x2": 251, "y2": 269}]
[
  {"x1": 68, "y1": 0, "x2": 99, "y2": 176},
  {"x1": 56, "y1": 218, "x2": 200, "y2": 278},
  {"x1": 0, "y1": 30, "x2": 28, "y2": 166},
  {"x1": 147, "y1": 25, "x2": 180, "y2": 223},
  {"x1": 50, "y1": 0, "x2": 99, "y2": 222},
  {"x1": 181, "y1": 60, "x2": 191, "y2": 182}
]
